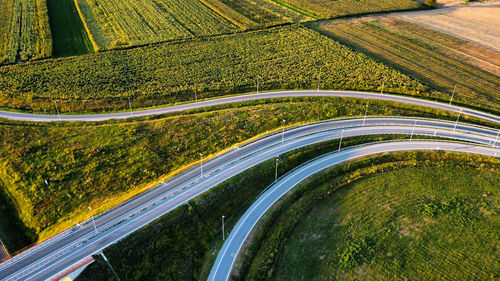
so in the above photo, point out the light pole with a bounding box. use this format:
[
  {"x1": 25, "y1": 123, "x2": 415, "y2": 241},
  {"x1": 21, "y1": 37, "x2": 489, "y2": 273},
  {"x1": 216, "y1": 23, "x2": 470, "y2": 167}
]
[
  {"x1": 275, "y1": 157, "x2": 279, "y2": 182},
  {"x1": 128, "y1": 97, "x2": 133, "y2": 116},
  {"x1": 257, "y1": 77, "x2": 260, "y2": 93},
  {"x1": 338, "y1": 129, "x2": 344, "y2": 151},
  {"x1": 493, "y1": 130, "x2": 499, "y2": 148},
  {"x1": 362, "y1": 104, "x2": 368, "y2": 126},
  {"x1": 222, "y1": 215, "x2": 225, "y2": 240},
  {"x1": 195, "y1": 84, "x2": 198, "y2": 103},
  {"x1": 380, "y1": 80, "x2": 385, "y2": 94},
  {"x1": 281, "y1": 119, "x2": 286, "y2": 143},
  {"x1": 410, "y1": 120, "x2": 417, "y2": 141},
  {"x1": 88, "y1": 206, "x2": 97, "y2": 234},
  {"x1": 449, "y1": 85, "x2": 457, "y2": 105},
  {"x1": 199, "y1": 153, "x2": 203, "y2": 178},
  {"x1": 101, "y1": 252, "x2": 123, "y2": 281},
  {"x1": 317, "y1": 71, "x2": 321, "y2": 91},
  {"x1": 53, "y1": 100, "x2": 61, "y2": 121},
  {"x1": 453, "y1": 109, "x2": 462, "y2": 131}
]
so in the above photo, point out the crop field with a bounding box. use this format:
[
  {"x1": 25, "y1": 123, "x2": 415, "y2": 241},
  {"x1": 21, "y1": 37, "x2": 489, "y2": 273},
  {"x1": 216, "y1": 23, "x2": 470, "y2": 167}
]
[
  {"x1": 47, "y1": 0, "x2": 94, "y2": 57},
  {"x1": 313, "y1": 17, "x2": 500, "y2": 113},
  {"x1": 269, "y1": 166, "x2": 499, "y2": 280},
  {"x1": 396, "y1": 0, "x2": 500, "y2": 52},
  {"x1": 0, "y1": 96, "x2": 466, "y2": 249},
  {"x1": 73, "y1": 0, "x2": 239, "y2": 50},
  {"x1": 278, "y1": 0, "x2": 423, "y2": 19},
  {"x1": 0, "y1": 25, "x2": 436, "y2": 113},
  {"x1": 0, "y1": 0, "x2": 52, "y2": 65},
  {"x1": 200, "y1": 0, "x2": 310, "y2": 28}
]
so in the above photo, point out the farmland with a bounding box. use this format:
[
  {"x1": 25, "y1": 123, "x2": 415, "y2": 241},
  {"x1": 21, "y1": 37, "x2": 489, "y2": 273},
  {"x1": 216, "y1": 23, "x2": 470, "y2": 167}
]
[
  {"x1": 239, "y1": 154, "x2": 499, "y2": 281},
  {"x1": 396, "y1": 0, "x2": 500, "y2": 52},
  {"x1": 0, "y1": 0, "x2": 52, "y2": 65},
  {"x1": 0, "y1": 96, "x2": 465, "y2": 250},
  {"x1": 0, "y1": 25, "x2": 433, "y2": 113},
  {"x1": 312, "y1": 17, "x2": 500, "y2": 112},
  {"x1": 200, "y1": 0, "x2": 311, "y2": 28},
  {"x1": 73, "y1": 0, "x2": 239, "y2": 50},
  {"x1": 47, "y1": 0, "x2": 94, "y2": 57},
  {"x1": 76, "y1": 152, "x2": 499, "y2": 281},
  {"x1": 278, "y1": 0, "x2": 423, "y2": 19}
]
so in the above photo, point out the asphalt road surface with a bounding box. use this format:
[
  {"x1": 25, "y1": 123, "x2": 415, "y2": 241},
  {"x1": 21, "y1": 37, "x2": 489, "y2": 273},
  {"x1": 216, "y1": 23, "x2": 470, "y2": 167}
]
[
  {"x1": 208, "y1": 141, "x2": 500, "y2": 281},
  {"x1": 0, "y1": 118, "x2": 498, "y2": 280},
  {"x1": 0, "y1": 90, "x2": 498, "y2": 123}
]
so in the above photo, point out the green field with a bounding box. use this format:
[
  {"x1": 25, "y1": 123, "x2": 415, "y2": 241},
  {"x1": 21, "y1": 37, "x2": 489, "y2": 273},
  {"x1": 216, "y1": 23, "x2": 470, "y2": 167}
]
[
  {"x1": 0, "y1": 25, "x2": 436, "y2": 113},
  {"x1": 313, "y1": 17, "x2": 500, "y2": 113},
  {"x1": 0, "y1": 0, "x2": 52, "y2": 65},
  {"x1": 278, "y1": 0, "x2": 423, "y2": 19},
  {"x1": 46, "y1": 0, "x2": 94, "y2": 57},
  {"x1": 74, "y1": 0, "x2": 239, "y2": 50},
  {"x1": 239, "y1": 155, "x2": 499, "y2": 281},
  {"x1": 0, "y1": 96, "x2": 468, "y2": 251},
  {"x1": 76, "y1": 152, "x2": 499, "y2": 281}
]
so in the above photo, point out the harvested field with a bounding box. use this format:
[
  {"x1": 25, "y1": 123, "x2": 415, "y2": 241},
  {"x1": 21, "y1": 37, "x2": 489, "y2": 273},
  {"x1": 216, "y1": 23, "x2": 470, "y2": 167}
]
[
  {"x1": 74, "y1": 0, "x2": 239, "y2": 50},
  {"x1": 0, "y1": 0, "x2": 52, "y2": 65},
  {"x1": 396, "y1": 0, "x2": 500, "y2": 52},
  {"x1": 313, "y1": 16, "x2": 500, "y2": 112},
  {"x1": 278, "y1": 0, "x2": 423, "y2": 19}
]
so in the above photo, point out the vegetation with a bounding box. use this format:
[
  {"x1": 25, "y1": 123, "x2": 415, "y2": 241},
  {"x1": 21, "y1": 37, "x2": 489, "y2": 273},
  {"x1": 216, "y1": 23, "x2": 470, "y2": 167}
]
[
  {"x1": 0, "y1": 0, "x2": 52, "y2": 65},
  {"x1": 46, "y1": 0, "x2": 94, "y2": 57},
  {"x1": 0, "y1": 25, "x2": 438, "y2": 113},
  {"x1": 0, "y1": 96, "x2": 467, "y2": 250},
  {"x1": 200, "y1": 0, "x2": 310, "y2": 29},
  {"x1": 278, "y1": 0, "x2": 423, "y2": 19},
  {"x1": 312, "y1": 17, "x2": 500, "y2": 113},
  {"x1": 73, "y1": 0, "x2": 238, "y2": 50},
  {"x1": 237, "y1": 153, "x2": 499, "y2": 281},
  {"x1": 76, "y1": 138, "x2": 450, "y2": 281}
]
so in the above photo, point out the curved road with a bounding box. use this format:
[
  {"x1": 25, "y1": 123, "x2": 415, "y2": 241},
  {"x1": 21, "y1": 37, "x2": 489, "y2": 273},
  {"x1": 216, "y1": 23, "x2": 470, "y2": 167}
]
[
  {"x1": 208, "y1": 141, "x2": 500, "y2": 281},
  {"x1": 0, "y1": 118, "x2": 498, "y2": 280},
  {"x1": 0, "y1": 90, "x2": 498, "y2": 123}
]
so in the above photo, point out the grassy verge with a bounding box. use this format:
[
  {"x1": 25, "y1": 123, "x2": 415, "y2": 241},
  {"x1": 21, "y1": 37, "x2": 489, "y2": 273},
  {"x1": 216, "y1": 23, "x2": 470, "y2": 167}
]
[
  {"x1": 0, "y1": 24, "x2": 437, "y2": 113},
  {"x1": 46, "y1": 0, "x2": 94, "y2": 57},
  {"x1": 310, "y1": 17, "x2": 500, "y2": 113},
  {"x1": 0, "y1": 96, "x2": 495, "y2": 251},
  {"x1": 235, "y1": 152, "x2": 499, "y2": 280},
  {"x1": 75, "y1": 135, "x2": 444, "y2": 281}
]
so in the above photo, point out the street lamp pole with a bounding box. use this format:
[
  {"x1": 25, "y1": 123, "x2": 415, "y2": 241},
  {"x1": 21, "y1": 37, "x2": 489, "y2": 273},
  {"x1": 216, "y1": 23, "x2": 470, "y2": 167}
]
[
  {"x1": 88, "y1": 206, "x2": 97, "y2": 234},
  {"x1": 281, "y1": 119, "x2": 286, "y2": 143},
  {"x1": 449, "y1": 85, "x2": 457, "y2": 105},
  {"x1": 275, "y1": 157, "x2": 279, "y2": 181},
  {"x1": 363, "y1": 104, "x2": 368, "y2": 126},
  {"x1": 54, "y1": 100, "x2": 61, "y2": 121},
  {"x1": 453, "y1": 109, "x2": 462, "y2": 131},
  {"x1": 493, "y1": 130, "x2": 499, "y2": 148},
  {"x1": 222, "y1": 215, "x2": 225, "y2": 240},
  {"x1": 338, "y1": 129, "x2": 344, "y2": 151},
  {"x1": 199, "y1": 153, "x2": 203, "y2": 178},
  {"x1": 410, "y1": 120, "x2": 417, "y2": 141}
]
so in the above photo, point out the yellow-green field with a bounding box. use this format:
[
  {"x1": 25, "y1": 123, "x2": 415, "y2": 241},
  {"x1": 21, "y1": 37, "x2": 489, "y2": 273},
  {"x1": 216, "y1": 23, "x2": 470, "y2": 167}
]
[
  {"x1": 74, "y1": 0, "x2": 239, "y2": 50},
  {"x1": 0, "y1": 0, "x2": 52, "y2": 64}
]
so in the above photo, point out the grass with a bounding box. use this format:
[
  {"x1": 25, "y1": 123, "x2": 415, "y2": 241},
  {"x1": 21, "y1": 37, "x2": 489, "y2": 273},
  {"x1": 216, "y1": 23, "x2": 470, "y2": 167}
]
[
  {"x1": 0, "y1": 0, "x2": 52, "y2": 65},
  {"x1": 74, "y1": 0, "x2": 238, "y2": 50},
  {"x1": 75, "y1": 151, "x2": 499, "y2": 281},
  {"x1": 0, "y1": 25, "x2": 437, "y2": 113},
  {"x1": 277, "y1": 0, "x2": 423, "y2": 19},
  {"x1": 311, "y1": 17, "x2": 500, "y2": 113},
  {"x1": 0, "y1": 96, "x2": 469, "y2": 251},
  {"x1": 237, "y1": 153, "x2": 499, "y2": 281},
  {"x1": 46, "y1": 0, "x2": 94, "y2": 57}
]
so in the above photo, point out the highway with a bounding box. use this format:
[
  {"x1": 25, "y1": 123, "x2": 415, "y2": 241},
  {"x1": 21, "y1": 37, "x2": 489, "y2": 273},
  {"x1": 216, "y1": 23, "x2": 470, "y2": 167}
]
[
  {"x1": 207, "y1": 141, "x2": 500, "y2": 281},
  {"x1": 0, "y1": 90, "x2": 498, "y2": 123},
  {"x1": 0, "y1": 117, "x2": 498, "y2": 280}
]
